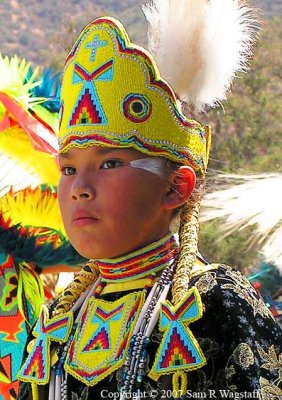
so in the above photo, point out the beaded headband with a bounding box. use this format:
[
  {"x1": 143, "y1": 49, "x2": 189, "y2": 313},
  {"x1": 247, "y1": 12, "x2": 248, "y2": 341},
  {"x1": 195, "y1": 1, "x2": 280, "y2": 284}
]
[{"x1": 59, "y1": 17, "x2": 211, "y2": 174}]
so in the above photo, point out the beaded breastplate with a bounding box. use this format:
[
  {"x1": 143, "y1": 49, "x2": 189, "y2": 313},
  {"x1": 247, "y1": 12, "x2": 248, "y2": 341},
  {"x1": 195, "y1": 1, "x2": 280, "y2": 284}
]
[
  {"x1": 65, "y1": 291, "x2": 145, "y2": 385},
  {"x1": 18, "y1": 233, "x2": 206, "y2": 394}
]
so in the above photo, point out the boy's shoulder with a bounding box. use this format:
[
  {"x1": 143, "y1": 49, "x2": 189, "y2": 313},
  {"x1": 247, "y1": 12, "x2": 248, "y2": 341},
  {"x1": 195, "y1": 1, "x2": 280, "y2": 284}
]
[
  {"x1": 190, "y1": 260, "x2": 257, "y2": 299},
  {"x1": 191, "y1": 261, "x2": 251, "y2": 292},
  {"x1": 189, "y1": 260, "x2": 277, "y2": 323}
]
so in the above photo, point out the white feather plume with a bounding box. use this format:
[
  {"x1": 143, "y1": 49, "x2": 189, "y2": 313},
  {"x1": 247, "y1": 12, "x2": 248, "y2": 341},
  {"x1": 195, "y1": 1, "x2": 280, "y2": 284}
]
[
  {"x1": 200, "y1": 173, "x2": 282, "y2": 272},
  {"x1": 142, "y1": 0, "x2": 258, "y2": 111},
  {"x1": 0, "y1": 154, "x2": 41, "y2": 197}
]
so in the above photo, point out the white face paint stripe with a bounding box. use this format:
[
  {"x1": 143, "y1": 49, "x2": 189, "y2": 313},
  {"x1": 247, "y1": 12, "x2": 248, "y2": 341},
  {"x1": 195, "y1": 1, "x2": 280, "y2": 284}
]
[{"x1": 129, "y1": 158, "x2": 165, "y2": 176}]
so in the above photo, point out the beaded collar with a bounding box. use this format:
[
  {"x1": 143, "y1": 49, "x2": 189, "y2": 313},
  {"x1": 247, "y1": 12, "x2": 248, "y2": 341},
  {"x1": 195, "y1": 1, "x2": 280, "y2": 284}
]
[{"x1": 94, "y1": 233, "x2": 178, "y2": 282}]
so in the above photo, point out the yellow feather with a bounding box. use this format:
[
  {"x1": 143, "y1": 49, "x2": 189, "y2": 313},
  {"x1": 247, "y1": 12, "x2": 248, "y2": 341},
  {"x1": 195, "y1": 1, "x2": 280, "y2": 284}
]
[
  {"x1": 0, "y1": 54, "x2": 43, "y2": 114},
  {"x1": 0, "y1": 125, "x2": 59, "y2": 186},
  {"x1": 0, "y1": 187, "x2": 65, "y2": 235}
]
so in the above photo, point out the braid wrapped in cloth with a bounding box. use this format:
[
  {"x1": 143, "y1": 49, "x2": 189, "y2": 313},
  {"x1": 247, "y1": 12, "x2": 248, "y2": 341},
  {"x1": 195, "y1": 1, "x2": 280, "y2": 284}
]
[
  {"x1": 172, "y1": 178, "x2": 205, "y2": 304},
  {"x1": 52, "y1": 261, "x2": 99, "y2": 316}
]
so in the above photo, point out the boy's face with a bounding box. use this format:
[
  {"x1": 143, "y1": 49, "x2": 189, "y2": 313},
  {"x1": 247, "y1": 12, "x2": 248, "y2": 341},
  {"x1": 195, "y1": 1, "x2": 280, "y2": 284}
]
[{"x1": 58, "y1": 146, "x2": 173, "y2": 259}]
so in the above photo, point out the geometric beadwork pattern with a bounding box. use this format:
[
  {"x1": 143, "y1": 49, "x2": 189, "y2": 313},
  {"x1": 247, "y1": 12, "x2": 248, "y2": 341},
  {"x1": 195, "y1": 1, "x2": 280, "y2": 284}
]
[
  {"x1": 69, "y1": 60, "x2": 114, "y2": 127},
  {"x1": 149, "y1": 287, "x2": 206, "y2": 380},
  {"x1": 97, "y1": 233, "x2": 177, "y2": 283},
  {"x1": 17, "y1": 305, "x2": 73, "y2": 385},
  {"x1": 123, "y1": 93, "x2": 152, "y2": 123},
  {"x1": 85, "y1": 34, "x2": 107, "y2": 62},
  {"x1": 1, "y1": 272, "x2": 18, "y2": 312},
  {"x1": 83, "y1": 327, "x2": 110, "y2": 352},
  {"x1": 64, "y1": 291, "x2": 145, "y2": 386},
  {"x1": 69, "y1": 88, "x2": 103, "y2": 126}
]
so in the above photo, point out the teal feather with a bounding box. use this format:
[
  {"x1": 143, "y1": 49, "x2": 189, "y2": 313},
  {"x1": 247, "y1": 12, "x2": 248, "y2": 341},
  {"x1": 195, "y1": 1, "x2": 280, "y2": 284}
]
[{"x1": 25, "y1": 66, "x2": 61, "y2": 113}]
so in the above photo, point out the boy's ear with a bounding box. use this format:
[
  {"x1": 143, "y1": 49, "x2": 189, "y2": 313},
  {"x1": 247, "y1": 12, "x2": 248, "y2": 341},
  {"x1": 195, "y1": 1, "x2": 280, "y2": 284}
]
[{"x1": 163, "y1": 166, "x2": 196, "y2": 210}]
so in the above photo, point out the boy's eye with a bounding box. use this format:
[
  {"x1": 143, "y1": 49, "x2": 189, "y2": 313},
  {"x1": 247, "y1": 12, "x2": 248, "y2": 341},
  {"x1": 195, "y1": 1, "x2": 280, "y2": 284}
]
[
  {"x1": 61, "y1": 166, "x2": 76, "y2": 176},
  {"x1": 101, "y1": 160, "x2": 123, "y2": 169}
]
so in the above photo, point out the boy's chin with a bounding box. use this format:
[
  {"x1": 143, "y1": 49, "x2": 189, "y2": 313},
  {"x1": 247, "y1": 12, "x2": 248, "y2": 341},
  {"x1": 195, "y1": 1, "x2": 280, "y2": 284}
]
[
  {"x1": 75, "y1": 247, "x2": 116, "y2": 261},
  {"x1": 70, "y1": 240, "x2": 106, "y2": 260},
  {"x1": 79, "y1": 249, "x2": 131, "y2": 261},
  {"x1": 71, "y1": 245, "x2": 98, "y2": 260},
  {"x1": 73, "y1": 239, "x2": 151, "y2": 260}
]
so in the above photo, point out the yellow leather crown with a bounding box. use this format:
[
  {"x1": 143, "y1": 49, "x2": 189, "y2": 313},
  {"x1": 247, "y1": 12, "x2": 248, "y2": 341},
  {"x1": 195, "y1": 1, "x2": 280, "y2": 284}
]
[{"x1": 59, "y1": 17, "x2": 211, "y2": 173}]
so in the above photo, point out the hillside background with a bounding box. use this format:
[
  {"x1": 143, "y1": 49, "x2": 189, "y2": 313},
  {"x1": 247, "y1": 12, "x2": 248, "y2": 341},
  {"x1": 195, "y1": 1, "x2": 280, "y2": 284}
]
[
  {"x1": 0, "y1": 0, "x2": 147, "y2": 64},
  {"x1": 0, "y1": 0, "x2": 281, "y2": 271},
  {"x1": 0, "y1": 0, "x2": 281, "y2": 65}
]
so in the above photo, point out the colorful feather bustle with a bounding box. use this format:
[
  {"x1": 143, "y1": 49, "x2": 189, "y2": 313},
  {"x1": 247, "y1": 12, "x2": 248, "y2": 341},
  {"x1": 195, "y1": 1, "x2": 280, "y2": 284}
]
[
  {"x1": 0, "y1": 54, "x2": 60, "y2": 190},
  {"x1": 0, "y1": 187, "x2": 64, "y2": 235},
  {"x1": 0, "y1": 186, "x2": 86, "y2": 269},
  {"x1": 0, "y1": 124, "x2": 59, "y2": 189},
  {"x1": 0, "y1": 153, "x2": 40, "y2": 197},
  {"x1": 29, "y1": 67, "x2": 61, "y2": 133},
  {"x1": 0, "y1": 53, "x2": 60, "y2": 123},
  {"x1": 27, "y1": 67, "x2": 61, "y2": 113},
  {"x1": 0, "y1": 54, "x2": 41, "y2": 113},
  {"x1": 0, "y1": 56, "x2": 77, "y2": 400},
  {"x1": 142, "y1": 0, "x2": 258, "y2": 111},
  {"x1": 0, "y1": 213, "x2": 84, "y2": 270},
  {"x1": 0, "y1": 55, "x2": 86, "y2": 269},
  {"x1": 200, "y1": 173, "x2": 282, "y2": 272}
]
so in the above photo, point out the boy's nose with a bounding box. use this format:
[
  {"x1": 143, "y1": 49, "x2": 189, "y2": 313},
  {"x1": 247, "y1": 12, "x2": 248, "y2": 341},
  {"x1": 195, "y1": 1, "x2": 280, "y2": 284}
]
[{"x1": 71, "y1": 182, "x2": 95, "y2": 201}]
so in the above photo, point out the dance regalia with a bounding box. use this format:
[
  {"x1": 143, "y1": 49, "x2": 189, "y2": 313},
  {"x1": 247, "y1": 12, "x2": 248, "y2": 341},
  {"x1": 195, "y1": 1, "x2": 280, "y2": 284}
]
[
  {"x1": 17, "y1": 3, "x2": 282, "y2": 399},
  {"x1": 18, "y1": 234, "x2": 282, "y2": 399}
]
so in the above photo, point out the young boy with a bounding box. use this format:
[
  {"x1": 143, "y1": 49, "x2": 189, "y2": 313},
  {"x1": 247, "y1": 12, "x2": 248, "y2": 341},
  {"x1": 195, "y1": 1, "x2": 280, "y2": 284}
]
[{"x1": 18, "y1": 5, "x2": 282, "y2": 400}]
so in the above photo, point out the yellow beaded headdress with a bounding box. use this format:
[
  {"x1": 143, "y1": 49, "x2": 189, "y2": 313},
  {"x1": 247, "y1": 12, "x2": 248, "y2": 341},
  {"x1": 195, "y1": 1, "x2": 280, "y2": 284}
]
[{"x1": 59, "y1": 17, "x2": 211, "y2": 174}]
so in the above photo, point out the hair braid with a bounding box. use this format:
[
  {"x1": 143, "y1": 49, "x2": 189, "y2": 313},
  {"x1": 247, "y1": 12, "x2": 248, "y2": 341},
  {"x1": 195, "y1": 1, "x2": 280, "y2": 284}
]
[
  {"x1": 52, "y1": 260, "x2": 99, "y2": 316},
  {"x1": 172, "y1": 177, "x2": 205, "y2": 305}
]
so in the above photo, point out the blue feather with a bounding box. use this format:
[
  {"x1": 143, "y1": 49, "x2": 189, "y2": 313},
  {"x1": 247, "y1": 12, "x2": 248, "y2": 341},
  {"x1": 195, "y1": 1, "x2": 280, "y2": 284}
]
[{"x1": 25, "y1": 66, "x2": 62, "y2": 113}]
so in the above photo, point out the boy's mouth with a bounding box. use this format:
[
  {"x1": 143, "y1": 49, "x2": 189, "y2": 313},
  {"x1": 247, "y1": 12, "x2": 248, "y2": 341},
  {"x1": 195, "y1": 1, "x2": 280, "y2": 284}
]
[
  {"x1": 72, "y1": 210, "x2": 99, "y2": 226},
  {"x1": 72, "y1": 218, "x2": 98, "y2": 227}
]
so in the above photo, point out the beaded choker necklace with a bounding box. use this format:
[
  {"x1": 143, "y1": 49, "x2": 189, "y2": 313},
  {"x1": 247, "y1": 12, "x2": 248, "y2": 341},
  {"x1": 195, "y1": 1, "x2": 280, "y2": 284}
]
[{"x1": 95, "y1": 232, "x2": 178, "y2": 282}]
